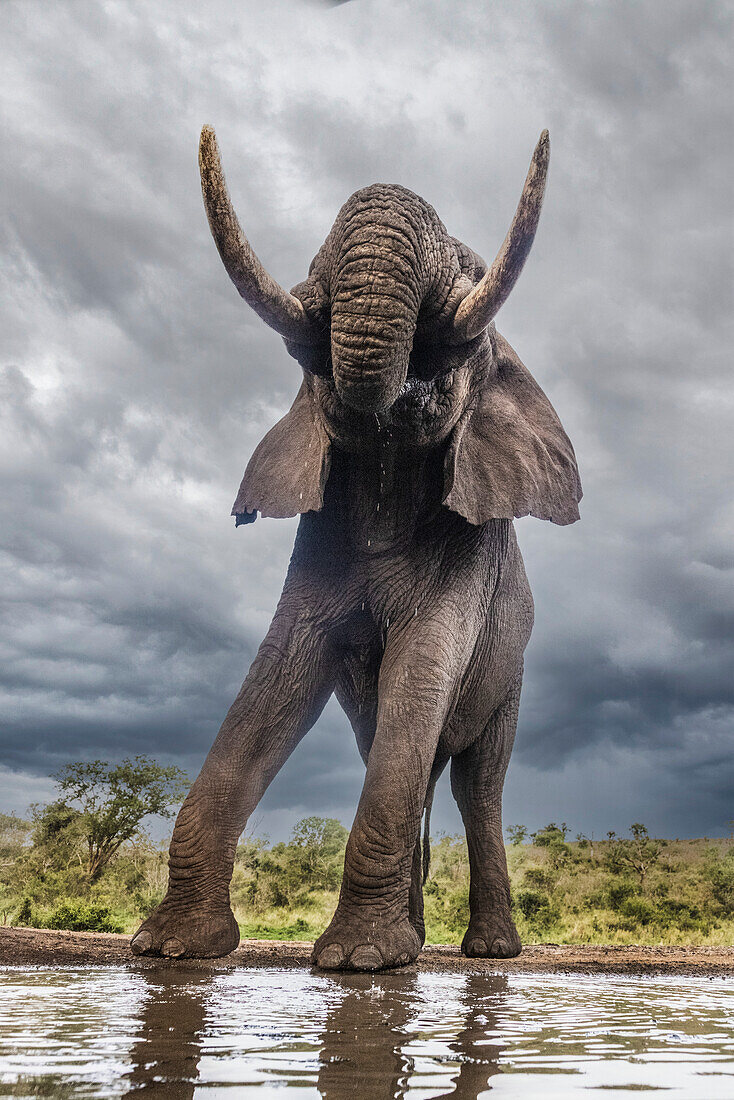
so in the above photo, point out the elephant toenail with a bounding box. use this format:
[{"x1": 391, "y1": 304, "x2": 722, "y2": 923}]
[
  {"x1": 349, "y1": 945, "x2": 383, "y2": 971},
  {"x1": 467, "y1": 938, "x2": 488, "y2": 957},
  {"x1": 130, "y1": 931, "x2": 152, "y2": 955},
  {"x1": 316, "y1": 944, "x2": 345, "y2": 969},
  {"x1": 491, "y1": 938, "x2": 517, "y2": 958},
  {"x1": 162, "y1": 937, "x2": 185, "y2": 957}
]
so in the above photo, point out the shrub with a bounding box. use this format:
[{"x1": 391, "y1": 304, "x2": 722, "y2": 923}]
[
  {"x1": 704, "y1": 854, "x2": 734, "y2": 916},
  {"x1": 506, "y1": 825, "x2": 528, "y2": 846},
  {"x1": 532, "y1": 823, "x2": 572, "y2": 868},
  {"x1": 16, "y1": 897, "x2": 33, "y2": 925},
  {"x1": 606, "y1": 880, "x2": 636, "y2": 911},
  {"x1": 617, "y1": 896, "x2": 656, "y2": 927},
  {"x1": 45, "y1": 900, "x2": 124, "y2": 933},
  {"x1": 522, "y1": 867, "x2": 556, "y2": 892},
  {"x1": 605, "y1": 824, "x2": 663, "y2": 886},
  {"x1": 515, "y1": 889, "x2": 558, "y2": 929},
  {"x1": 239, "y1": 917, "x2": 312, "y2": 941}
]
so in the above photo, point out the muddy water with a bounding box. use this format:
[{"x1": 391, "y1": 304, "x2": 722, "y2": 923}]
[{"x1": 0, "y1": 967, "x2": 732, "y2": 1098}]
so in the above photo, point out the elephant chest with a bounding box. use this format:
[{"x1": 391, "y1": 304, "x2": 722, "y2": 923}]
[{"x1": 333, "y1": 525, "x2": 532, "y2": 755}]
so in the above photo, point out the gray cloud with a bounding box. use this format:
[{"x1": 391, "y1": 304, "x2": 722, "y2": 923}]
[{"x1": 1, "y1": 0, "x2": 731, "y2": 840}]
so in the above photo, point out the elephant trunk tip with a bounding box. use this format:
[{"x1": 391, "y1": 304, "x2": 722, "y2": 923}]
[
  {"x1": 335, "y1": 379, "x2": 397, "y2": 414},
  {"x1": 332, "y1": 348, "x2": 410, "y2": 415}
]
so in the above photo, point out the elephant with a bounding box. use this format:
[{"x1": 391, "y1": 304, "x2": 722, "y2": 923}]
[{"x1": 131, "y1": 125, "x2": 581, "y2": 970}]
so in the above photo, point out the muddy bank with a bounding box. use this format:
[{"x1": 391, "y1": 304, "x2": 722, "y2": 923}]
[{"x1": 1, "y1": 926, "x2": 733, "y2": 974}]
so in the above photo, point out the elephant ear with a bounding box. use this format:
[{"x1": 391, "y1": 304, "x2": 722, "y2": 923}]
[
  {"x1": 443, "y1": 328, "x2": 582, "y2": 526},
  {"x1": 231, "y1": 378, "x2": 331, "y2": 525}
]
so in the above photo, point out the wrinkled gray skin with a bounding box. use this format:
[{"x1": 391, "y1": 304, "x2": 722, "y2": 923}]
[{"x1": 131, "y1": 127, "x2": 581, "y2": 969}]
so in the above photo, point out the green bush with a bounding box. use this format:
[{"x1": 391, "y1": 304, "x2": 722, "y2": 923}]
[
  {"x1": 44, "y1": 900, "x2": 124, "y2": 933},
  {"x1": 239, "y1": 917, "x2": 311, "y2": 940},
  {"x1": 16, "y1": 897, "x2": 33, "y2": 925},
  {"x1": 515, "y1": 889, "x2": 558, "y2": 929},
  {"x1": 532, "y1": 823, "x2": 572, "y2": 868},
  {"x1": 607, "y1": 880, "x2": 636, "y2": 910},
  {"x1": 616, "y1": 896, "x2": 656, "y2": 927},
  {"x1": 522, "y1": 867, "x2": 556, "y2": 892},
  {"x1": 704, "y1": 854, "x2": 734, "y2": 916}
]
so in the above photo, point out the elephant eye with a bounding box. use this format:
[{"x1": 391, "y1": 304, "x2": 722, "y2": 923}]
[
  {"x1": 283, "y1": 336, "x2": 332, "y2": 379},
  {"x1": 408, "y1": 340, "x2": 455, "y2": 382},
  {"x1": 310, "y1": 349, "x2": 334, "y2": 380}
]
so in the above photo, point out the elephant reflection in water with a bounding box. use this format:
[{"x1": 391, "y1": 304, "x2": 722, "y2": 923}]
[
  {"x1": 123, "y1": 969, "x2": 211, "y2": 1099},
  {"x1": 123, "y1": 967, "x2": 508, "y2": 1098},
  {"x1": 317, "y1": 971, "x2": 507, "y2": 1099}
]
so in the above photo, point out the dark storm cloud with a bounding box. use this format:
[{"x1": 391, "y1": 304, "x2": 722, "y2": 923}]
[{"x1": 1, "y1": 0, "x2": 731, "y2": 838}]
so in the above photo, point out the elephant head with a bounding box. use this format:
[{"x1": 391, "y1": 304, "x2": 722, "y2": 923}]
[{"x1": 199, "y1": 126, "x2": 581, "y2": 528}]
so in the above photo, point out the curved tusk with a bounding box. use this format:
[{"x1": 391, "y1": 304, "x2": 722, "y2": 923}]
[
  {"x1": 199, "y1": 125, "x2": 317, "y2": 344},
  {"x1": 449, "y1": 130, "x2": 550, "y2": 344}
]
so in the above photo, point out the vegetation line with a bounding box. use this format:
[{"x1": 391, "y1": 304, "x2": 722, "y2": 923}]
[{"x1": 2, "y1": 758, "x2": 732, "y2": 946}]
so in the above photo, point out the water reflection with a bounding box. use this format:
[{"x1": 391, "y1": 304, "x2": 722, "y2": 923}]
[
  {"x1": 122, "y1": 967, "x2": 510, "y2": 1098},
  {"x1": 317, "y1": 971, "x2": 418, "y2": 1097},
  {"x1": 318, "y1": 971, "x2": 509, "y2": 1098},
  {"x1": 123, "y1": 969, "x2": 211, "y2": 1098},
  {"x1": 431, "y1": 975, "x2": 507, "y2": 1098},
  {"x1": 1, "y1": 965, "x2": 732, "y2": 1097}
]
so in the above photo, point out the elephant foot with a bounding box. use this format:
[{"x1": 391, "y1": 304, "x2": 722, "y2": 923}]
[
  {"x1": 312, "y1": 911, "x2": 421, "y2": 971},
  {"x1": 130, "y1": 894, "x2": 240, "y2": 959},
  {"x1": 462, "y1": 912, "x2": 521, "y2": 959}
]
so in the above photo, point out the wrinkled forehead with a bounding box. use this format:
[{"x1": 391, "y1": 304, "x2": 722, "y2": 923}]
[
  {"x1": 306, "y1": 184, "x2": 453, "y2": 300},
  {"x1": 327, "y1": 184, "x2": 448, "y2": 251}
]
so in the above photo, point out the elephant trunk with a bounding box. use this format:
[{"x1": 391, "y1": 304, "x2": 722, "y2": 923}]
[
  {"x1": 331, "y1": 299, "x2": 415, "y2": 413},
  {"x1": 329, "y1": 203, "x2": 427, "y2": 413}
]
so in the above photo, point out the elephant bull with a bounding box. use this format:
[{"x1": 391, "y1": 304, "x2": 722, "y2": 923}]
[{"x1": 131, "y1": 126, "x2": 581, "y2": 969}]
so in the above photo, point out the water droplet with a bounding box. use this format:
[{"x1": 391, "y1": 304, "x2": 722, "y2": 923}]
[
  {"x1": 361, "y1": 601, "x2": 365, "y2": 612},
  {"x1": 367, "y1": 539, "x2": 371, "y2": 547},
  {"x1": 299, "y1": 492, "x2": 303, "y2": 500},
  {"x1": 376, "y1": 502, "x2": 380, "y2": 512}
]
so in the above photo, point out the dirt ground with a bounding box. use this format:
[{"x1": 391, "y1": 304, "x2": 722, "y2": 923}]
[{"x1": 1, "y1": 926, "x2": 733, "y2": 974}]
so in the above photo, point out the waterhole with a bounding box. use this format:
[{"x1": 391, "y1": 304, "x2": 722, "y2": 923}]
[{"x1": 0, "y1": 967, "x2": 732, "y2": 1097}]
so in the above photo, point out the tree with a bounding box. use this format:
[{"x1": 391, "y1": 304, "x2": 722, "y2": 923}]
[
  {"x1": 29, "y1": 801, "x2": 87, "y2": 873},
  {"x1": 0, "y1": 813, "x2": 31, "y2": 867},
  {"x1": 52, "y1": 756, "x2": 188, "y2": 880},
  {"x1": 532, "y1": 823, "x2": 571, "y2": 868},
  {"x1": 506, "y1": 824, "x2": 528, "y2": 846},
  {"x1": 0, "y1": 813, "x2": 33, "y2": 923},
  {"x1": 286, "y1": 817, "x2": 349, "y2": 891},
  {"x1": 605, "y1": 823, "x2": 663, "y2": 888},
  {"x1": 576, "y1": 832, "x2": 595, "y2": 859}
]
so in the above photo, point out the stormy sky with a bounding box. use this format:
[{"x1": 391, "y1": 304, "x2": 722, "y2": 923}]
[{"x1": 1, "y1": 0, "x2": 732, "y2": 841}]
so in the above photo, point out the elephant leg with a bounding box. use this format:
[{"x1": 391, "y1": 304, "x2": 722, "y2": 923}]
[
  {"x1": 336, "y1": 645, "x2": 428, "y2": 945},
  {"x1": 314, "y1": 611, "x2": 477, "y2": 971},
  {"x1": 131, "y1": 598, "x2": 336, "y2": 959},
  {"x1": 450, "y1": 679, "x2": 522, "y2": 959}
]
